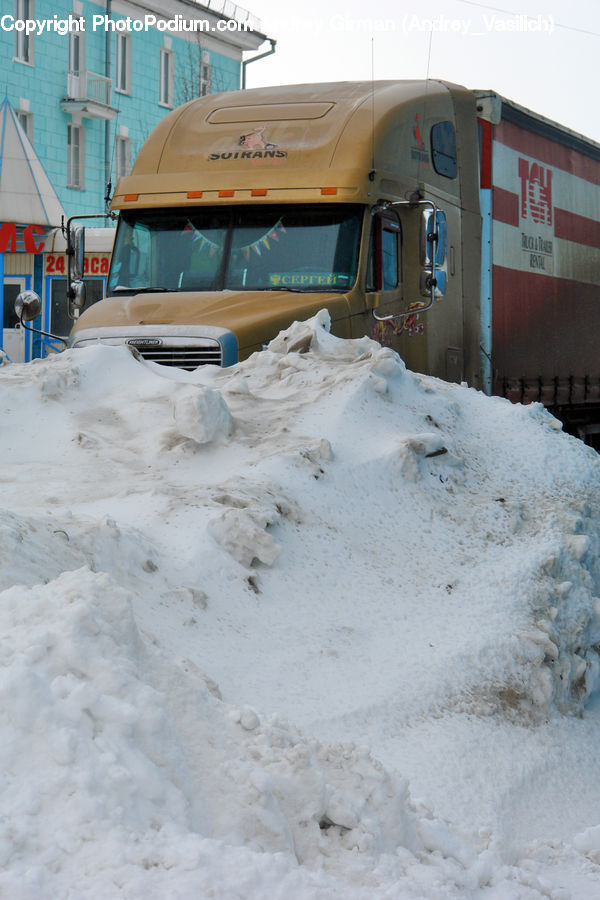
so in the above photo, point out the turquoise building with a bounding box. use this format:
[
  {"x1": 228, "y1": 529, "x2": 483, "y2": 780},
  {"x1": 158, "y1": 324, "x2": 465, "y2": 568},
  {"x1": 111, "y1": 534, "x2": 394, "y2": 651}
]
[
  {"x1": 0, "y1": 0, "x2": 269, "y2": 360},
  {"x1": 1, "y1": 0, "x2": 268, "y2": 217}
]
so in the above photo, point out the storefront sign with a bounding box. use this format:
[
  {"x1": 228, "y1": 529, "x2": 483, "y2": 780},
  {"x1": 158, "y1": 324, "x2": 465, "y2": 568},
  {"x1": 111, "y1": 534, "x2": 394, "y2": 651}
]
[
  {"x1": 45, "y1": 254, "x2": 110, "y2": 275},
  {"x1": 0, "y1": 223, "x2": 49, "y2": 253}
]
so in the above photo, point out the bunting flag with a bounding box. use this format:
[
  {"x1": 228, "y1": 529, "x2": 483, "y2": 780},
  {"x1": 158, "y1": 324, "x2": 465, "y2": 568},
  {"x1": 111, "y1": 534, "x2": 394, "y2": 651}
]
[
  {"x1": 190, "y1": 219, "x2": 287, "y2": 261},
  {"x1": 183, "y1": 219, "x2": 222, "y2": 254},
  {"x1": 183, "y1": 220, "x2": 207, "y2": 244},
  {"x1": 237, "y1": 219, "x2": 284, "y2": 256}
]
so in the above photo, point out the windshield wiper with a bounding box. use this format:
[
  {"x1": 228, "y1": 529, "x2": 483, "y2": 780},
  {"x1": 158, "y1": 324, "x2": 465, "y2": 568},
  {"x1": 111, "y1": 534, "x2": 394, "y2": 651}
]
[{"x1": 260, "y1": 286, "x2": 315, "y2": 293}]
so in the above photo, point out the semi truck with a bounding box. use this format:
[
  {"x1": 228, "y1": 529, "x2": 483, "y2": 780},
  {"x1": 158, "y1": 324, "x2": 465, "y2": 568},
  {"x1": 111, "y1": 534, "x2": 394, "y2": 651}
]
[{"x1": 62, "y1": 80, "x2": 600, "y2": 443}]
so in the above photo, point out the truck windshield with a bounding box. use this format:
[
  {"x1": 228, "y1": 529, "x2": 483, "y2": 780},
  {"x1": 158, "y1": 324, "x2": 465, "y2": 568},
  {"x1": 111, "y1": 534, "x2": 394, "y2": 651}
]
[{"x1": 107, "y1": 205, "x2": 362, "y2": 294}]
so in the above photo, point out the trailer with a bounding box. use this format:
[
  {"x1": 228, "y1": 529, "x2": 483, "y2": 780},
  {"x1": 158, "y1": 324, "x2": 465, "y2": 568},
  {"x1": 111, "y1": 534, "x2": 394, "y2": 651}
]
[
  {"x1": 476, "y1": 91, "x2": 600, "y2": 442},
  {"x1": 64, "y1": 80, "x2": 600, "y2": 443}
]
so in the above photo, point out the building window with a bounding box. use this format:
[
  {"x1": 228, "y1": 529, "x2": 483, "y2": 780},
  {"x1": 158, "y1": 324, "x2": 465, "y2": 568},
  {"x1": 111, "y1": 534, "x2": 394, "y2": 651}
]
[
  {"x1": 67, "y1": 123, "x2": 85, "y2": 189},
  {"x1": 159, "y1": 48, "x2": 173, "y2": 107},
  {"x1": 67, "y1": 29, "x2": 85, "y2": 99},
  {"x1": 115, "y1": 135, "x2": 131, "y2": 181},
  {"x1": 200, "y1": 53, "x2": 211, "y2": 96},
  {"x1": 15, "y1": 0, "x2": 33, "y2": 63},
  {"x1": 115, "y1": 33, "x2": 131, "y2": 94},
  {"x1": 69, "y1": 29, "x2": 83, "y2": 74},
  {"x1": 16, "y1": 110, "x2": 33, "y2": 141}
]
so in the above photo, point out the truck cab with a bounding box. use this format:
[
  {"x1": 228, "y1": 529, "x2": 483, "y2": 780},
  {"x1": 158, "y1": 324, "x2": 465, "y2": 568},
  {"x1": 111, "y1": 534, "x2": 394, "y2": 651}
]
[{"x1": 69, "y1": 80, "x2": 482, "y2": 385}]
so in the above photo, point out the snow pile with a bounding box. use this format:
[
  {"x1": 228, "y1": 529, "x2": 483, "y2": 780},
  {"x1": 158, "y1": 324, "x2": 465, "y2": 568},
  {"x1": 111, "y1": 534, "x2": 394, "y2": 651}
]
[
  {"x1": 173, "y1": 384, "x2": 233, "y2": 444},
  {"x1": 0, "y1": 568, "x2": 421, "y2": 896},
  {"x1": 1, "y1": 311, "x2": 600, "y2": 897}
]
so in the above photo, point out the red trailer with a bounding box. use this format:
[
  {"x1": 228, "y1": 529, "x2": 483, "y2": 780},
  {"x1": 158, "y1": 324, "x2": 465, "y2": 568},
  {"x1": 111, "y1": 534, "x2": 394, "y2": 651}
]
[{"x1": 477, "y1": 91, "x2": 600, "y2": 444}]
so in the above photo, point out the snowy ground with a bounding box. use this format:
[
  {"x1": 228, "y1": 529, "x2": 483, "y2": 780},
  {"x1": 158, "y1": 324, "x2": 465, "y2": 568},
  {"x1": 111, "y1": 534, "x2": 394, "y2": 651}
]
[{"x1": 1, "y1": 311, "x2": 600, "y2": 898}]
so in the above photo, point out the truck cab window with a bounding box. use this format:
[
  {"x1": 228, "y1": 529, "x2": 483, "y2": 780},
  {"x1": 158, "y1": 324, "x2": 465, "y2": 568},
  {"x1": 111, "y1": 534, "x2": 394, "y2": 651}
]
[
  {"x1": 367, "y1": 212, "x2": 402, "y2": 292},
  {"x1": 107, "y1": 218, "x2": 151, "y2": 290},
  {"x1": 431, "y1": 121, "x2": 457, "y2": 179},
  {"x1": 107, "y1": 205, "x2": 362, "y2": 295},
  {"x1": 226, "y1": 206, "x2": 361, "y2": 292},
  {"x1": 382, "y1": 228, "x2": 398, "y2": 290}
]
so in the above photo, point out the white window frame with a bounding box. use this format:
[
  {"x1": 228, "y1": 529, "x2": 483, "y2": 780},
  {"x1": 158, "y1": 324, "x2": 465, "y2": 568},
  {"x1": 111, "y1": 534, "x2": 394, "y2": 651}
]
[
  {"x1": 115, "y1": 33, "x2": 132, "y2": 94},
  {"x1": 16, "y1": 109, "x2": 33, "y2": 141},
  {"x1": 67, "y1": 27, "x2": 85, "y2": 98},
  {"x1": 15, "y1": 0, "x2": 34, "y2": 64},
  {"x1": 114, "y1": 135, "x2": 131, "y2": 181},
  {"x1": 159, "y1": 47, "x2": 174, "y2": 108},
  {"x1": 68, "y1": 28, "x2": 84, "y2": 74},
  {"x1": 67, "y1": 123, "x2": 85, "y2": 189},
  {"x1": 200, "y1": 53, "x2": 211, "y2": 97}
]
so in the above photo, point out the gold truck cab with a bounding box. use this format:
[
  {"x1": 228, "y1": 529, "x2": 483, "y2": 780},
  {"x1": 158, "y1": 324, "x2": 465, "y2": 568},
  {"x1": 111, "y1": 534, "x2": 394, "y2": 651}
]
[{"x1": 70, "y1": 80, "x2": 481, "y2": 384}]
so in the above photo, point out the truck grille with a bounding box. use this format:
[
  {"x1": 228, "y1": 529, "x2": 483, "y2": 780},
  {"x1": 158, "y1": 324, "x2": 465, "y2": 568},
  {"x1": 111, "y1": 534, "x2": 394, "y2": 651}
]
[
  {"x1": 135, "y1": 345, "x2": 222, "y2": 370},
  {"x1": 72, "y1": 329, "x2": 233, "y2": 370}
]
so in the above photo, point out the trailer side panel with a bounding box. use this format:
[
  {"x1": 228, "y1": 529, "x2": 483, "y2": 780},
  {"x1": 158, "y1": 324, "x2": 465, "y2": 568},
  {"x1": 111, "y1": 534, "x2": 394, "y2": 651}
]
[{"x1": 489, "y1": 103, "x2": 600, "y2": 434}]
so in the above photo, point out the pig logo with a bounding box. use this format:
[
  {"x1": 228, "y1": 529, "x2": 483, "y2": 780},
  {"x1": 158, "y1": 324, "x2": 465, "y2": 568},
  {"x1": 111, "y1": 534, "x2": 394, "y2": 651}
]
[{"x1": 239, "y1": 125, "x2": 277, "y2": 150}]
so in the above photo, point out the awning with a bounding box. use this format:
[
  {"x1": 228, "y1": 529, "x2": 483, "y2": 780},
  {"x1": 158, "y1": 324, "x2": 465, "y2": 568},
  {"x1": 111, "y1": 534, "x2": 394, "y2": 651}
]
[{"x1": 0, "y1": 97, "x2": 65, "y2": 227}]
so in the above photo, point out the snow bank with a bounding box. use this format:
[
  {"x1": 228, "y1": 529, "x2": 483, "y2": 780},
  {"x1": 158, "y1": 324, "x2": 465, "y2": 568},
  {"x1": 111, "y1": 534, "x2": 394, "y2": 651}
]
[
  {"x1": 1, "y1": 565, "x2": 516, "y2": 898},
  {"x1": 1, "y1": 311, "x2": 600, "y2": 896},
  {"x1": 0, "y1": 568, "x2": 423, "y2": 895}
]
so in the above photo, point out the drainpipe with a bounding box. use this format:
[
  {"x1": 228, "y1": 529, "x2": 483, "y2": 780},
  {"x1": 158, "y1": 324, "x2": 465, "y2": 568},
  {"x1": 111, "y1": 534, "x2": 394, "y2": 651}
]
[
  {"x1": 241, "y1": 39, "x2": 276, "y2": 89},
  {"x1": 104, "y1": 0, "x2": 112, "y2": 204}
]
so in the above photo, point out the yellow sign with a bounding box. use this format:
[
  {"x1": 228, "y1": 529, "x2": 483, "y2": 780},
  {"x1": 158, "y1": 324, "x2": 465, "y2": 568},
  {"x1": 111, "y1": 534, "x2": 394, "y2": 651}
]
[{"x1": 269, "y1": 272, "x2": 350, "y2": 287}]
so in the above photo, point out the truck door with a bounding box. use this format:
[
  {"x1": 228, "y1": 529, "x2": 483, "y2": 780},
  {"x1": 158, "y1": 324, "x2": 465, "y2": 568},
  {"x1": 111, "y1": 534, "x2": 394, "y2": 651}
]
[
  {"x1": 367, "y1": 209, "x2": 403, "y2": 320},
  {"x1": 2, "y1": 277, "x2": 27, "y2": 362}
]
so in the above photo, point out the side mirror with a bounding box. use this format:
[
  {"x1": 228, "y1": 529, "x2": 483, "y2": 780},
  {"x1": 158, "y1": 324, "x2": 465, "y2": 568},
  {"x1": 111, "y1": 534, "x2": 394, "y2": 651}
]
[
  {"x1": 67, "y1": 223, "x2": 86, "y2": 318},
  {"x1": 69, "y1": 224, "x2": 85, "y2": 281},
  {"x1": 13, "y1": 289, "x2": 68, "y2": 349},
  {"x1": 68, "y1": 280, "x2": 87, "y2": 318},
  {"x1": 420, "y1": 208, "x2": 447, "y2": 299},
  {"x1": 371, "y1": 199, "x2": 447, "y2": 324},
  {"x1": 14, "y1": 290, "x2": 42, "y2": 322}
]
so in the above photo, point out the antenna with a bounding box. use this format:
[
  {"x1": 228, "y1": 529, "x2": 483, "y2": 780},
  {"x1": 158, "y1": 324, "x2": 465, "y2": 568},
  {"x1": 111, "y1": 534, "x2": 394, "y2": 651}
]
[
  {"x1": 369, "y1": 38, "x2": 375, "y2": 181},
  {"x1": 413, "y1": 28, "x2": 434, "y2": 198},
  {"x1": 425, "y1": 26, "x2": 434, "y2": 83},
  {"x1": 105, "y1": 110, "x2": 121, "y2": 211}
]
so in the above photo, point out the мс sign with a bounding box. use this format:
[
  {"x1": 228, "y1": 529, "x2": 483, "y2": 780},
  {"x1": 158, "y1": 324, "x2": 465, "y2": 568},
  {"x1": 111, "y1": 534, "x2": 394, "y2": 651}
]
[{"x1": 0, "y1": 223, "x2": 50, "y2": 253}]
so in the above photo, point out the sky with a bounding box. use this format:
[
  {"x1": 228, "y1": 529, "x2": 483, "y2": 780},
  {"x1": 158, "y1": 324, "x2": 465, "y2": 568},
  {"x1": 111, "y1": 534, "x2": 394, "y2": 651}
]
[
  {"x1": 242, "y1": 0, "x2": 600, "y2": 143},
  {"x1": 2, "y1": 313, "x2": 600, "y2": 895}
]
